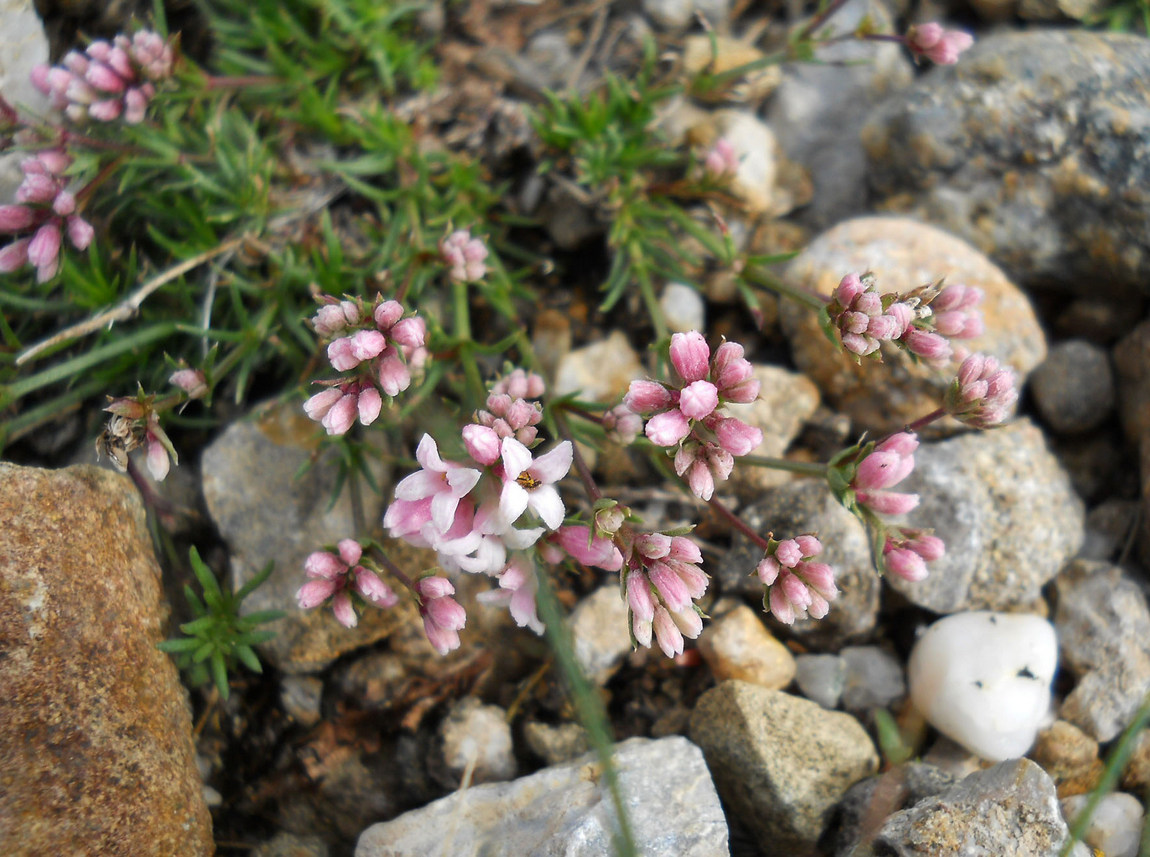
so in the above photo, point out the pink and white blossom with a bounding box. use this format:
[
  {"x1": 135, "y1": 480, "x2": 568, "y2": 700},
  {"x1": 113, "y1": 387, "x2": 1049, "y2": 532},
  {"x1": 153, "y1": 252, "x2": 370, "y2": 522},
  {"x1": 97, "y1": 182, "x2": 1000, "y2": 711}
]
[
  {"x1": 440, "y1": 229, "x2": 489, "y2": 282},
  {"x1": 493, "y1": 437, "x2": 572, "y2": 531},
  {"x1": 394, "y1": 434, "x2": 482, "y2": 534}
]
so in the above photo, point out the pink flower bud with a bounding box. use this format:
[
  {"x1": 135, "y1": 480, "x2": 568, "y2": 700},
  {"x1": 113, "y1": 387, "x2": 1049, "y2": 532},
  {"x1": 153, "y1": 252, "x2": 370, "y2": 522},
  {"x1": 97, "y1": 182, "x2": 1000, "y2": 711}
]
[
  {"x1": 907, "y1": 23, "x2": 974, "y2": 65},
  {"x1": 602, "y1": 405, "x2": 642, "y2": 445},
  {"x1": 321, "y1": 392, "x2": 358, "y2": 435},
  {"x1": 373, "y1": 299, "x2": 403, "y2": 331},
  {"x1": 390, "y1": 316, "x2": 426, "y2": 350},
  {"x1": 170, "y1": 368, "x2": 208, "y2": 399},
  {"x1": 17, "y1": 174, "x2": 59, "y2": 205},
  {"x1": 349, "y1": 329, "x2": 387, "y2": 362},
  {"x1": 875, "y1": 431, "x2": 918, "y2": 457},
  {"x1": 905, "y1": 534, "x2": 945, "y2": 561},
  {"x1": 313, "y1": 304, "x2": 349, "y2": 336},
  {"x1": 856, "y1": 489, "x2": 920, "y2": 516},
  {"x1": 327, "y1": 337, "x2": 359, "y2": 372},
  {"x1": 703, "y1": 137, "x2": 738, "y2": 178},
  {"x1": 0, "y1": 239, "x2": 31, "y2": 273},
  {"x1": 304, "y1": 387, "x2": 343, "y2": 421},
  {"x1": 123, "y1": 87, "x2": 151, "y2": 124},
  {"x1": 297, "y1": 578, "x2": 338, "y2": 609},
  {"x1": 712, "y1": 416, "x2": 762, "y2": 456},
  {"x1": 624, "y1": 380, "x2": 673, "y2": 414},
  {"x1": 842, "y1": 332, "x2": 879, "y2": 356},
  {"x1": 885, "y1": 547, "x2": 929, "y2": 581},
  {"x1": 669, "y1": 331, "x2": 710, "y2": 383},
  {"x1": 462, "y1": 424, "x2": 501, "y2": 465},
  {"x1": 332, "y1": 591, "x2": 357, "y2": 628},
  {"x1": 757, "y1": 556, "x2": 780, "y2": 585},
  {"x1": 0, "y1": 204, "x2": 36, "y2": 232},
  {"x1": 854, "y1": 291, "x2": 882, "y2": 316},
  {"x1": 652, "y1": 606, "x2": 685, "y2": 657},
  {"x1": 679, "y1": 380, "x2": 719, "y2": 420},
  {"x1": 28, "y1": 220, "x2": 61, "y2": 281},
  {"x1": 377, "y1": 352, "x2": 412, "y2": 397},
  {"x1": 775, "y1": 539, "x2": 803, "y2": 568},
  {"x1": 357, "y1": 386, "x2": 382, "y2": 425},
  {"x1": 645, "y1": 409, "x2": 691, "y2": 447},
  {"x1": 354, "y1": 568, "x2": 398, "y2": 606},
  {"x1": 833, "y1": 273, "x2": 866, "y2": 307},
  {"x1": 66, "y1": 215, "x2": 94, "y2": 250},
  {"x1": 795, "y1": 534, "x2": 823, "y2": 557},
  {"x1": 627, "y1": 569, "x2": 656, "y2": 623},
  {"x1": 553, "y1": 525, "x2": 623, "y2": 571},
  {"x1": 85, "y1": 61, "x2": 127, "y2": 94},
  {"x1": 635, "y1": 533, "x2": 672, "y2": 560},
  {"x1": 855, "y1": 450, "x2": 914, "y2": 491},
  {"x1": 89, "y1": 98, "x2": 125, "y2": 122}
]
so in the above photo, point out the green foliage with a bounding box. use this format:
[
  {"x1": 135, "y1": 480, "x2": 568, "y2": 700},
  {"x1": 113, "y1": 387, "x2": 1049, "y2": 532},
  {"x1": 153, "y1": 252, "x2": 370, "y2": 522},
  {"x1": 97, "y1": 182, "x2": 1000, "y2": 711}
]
[
  {"x1": 1088, "y1": 0, "x2": 1150, "y2": 33},
  {"x1": 157, "y1": 546, "x2": 283, "y2": 699},
  {"x1": 531, "y1": 46, "x2": 706, "y2": 335}
]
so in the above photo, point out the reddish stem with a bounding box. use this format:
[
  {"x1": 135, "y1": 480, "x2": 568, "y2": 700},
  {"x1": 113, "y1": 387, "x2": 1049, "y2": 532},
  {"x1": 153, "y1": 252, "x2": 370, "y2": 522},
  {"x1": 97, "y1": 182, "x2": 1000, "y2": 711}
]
[
  {"x1": 707, "y1": 495, "x2": 771, "y2": 553},
  {"x1": 903, "y1": 407, "x2": 947, "y2": 435}
]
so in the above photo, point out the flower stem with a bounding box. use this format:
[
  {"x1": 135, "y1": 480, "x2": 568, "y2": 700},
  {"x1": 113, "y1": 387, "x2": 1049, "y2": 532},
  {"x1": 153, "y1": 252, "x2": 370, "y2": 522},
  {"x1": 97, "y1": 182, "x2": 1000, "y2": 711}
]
[
  {"x1": 742, "y1": 264, "x2": 829, "y2": 312},
  {"x1": 371, "y1": 546, "x2": 417, "y2": 594},
  {"x1": 707, "y1": 495, "x2": 771, "y2": 552},
  {"x1": 904, "y1": 407, "x2": 946, "y2": 434},
  {"x1": 452, "y1": 279, "x2": 487, "y2": 405},
  {"x1": 740, "y1": 455, "x2": 829, "y2": 477}
]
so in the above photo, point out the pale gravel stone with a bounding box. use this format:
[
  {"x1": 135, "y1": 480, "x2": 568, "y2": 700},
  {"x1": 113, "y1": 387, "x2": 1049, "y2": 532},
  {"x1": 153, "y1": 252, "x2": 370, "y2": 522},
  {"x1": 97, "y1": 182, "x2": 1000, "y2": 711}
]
[
  {"x1": 697, "y1": 603, "x2": 796, "y2": 690},
  {"x1": 568, "y1": 584, "x2": 633, "y2": 686},
  {"x1": 438, "y1": 697, "x2": 517, "y2": 786},
  {"x1": 1061, "y1": 792, "x2": 1144, "y2": 857},
  {"x1": 355, "y1": 737, "x2": 728, "y2": 857}
]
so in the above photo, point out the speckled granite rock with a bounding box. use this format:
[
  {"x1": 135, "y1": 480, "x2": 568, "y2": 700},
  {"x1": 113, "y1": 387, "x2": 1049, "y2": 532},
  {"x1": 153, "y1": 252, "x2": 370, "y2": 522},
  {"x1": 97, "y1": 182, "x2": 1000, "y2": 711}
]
[
  {"x1": 1055, "y1": 560, "x2": 1150, "y2": 742},
  {"x1": 855, "y1": 759, "x2": 1068, "y2": 856},
  {"x1": 690, "y1": 681, "x2": 878, "y2": 854},
  {"x1": 201, "y1": 400, "x2": 414, "y2": 673},
  {"x1": 887, "y1": 419, "x2": 1084, "y2": 613},
  {"x1": 863, "y1": 31, "x2": 1150, "y2": 298},
  {"x1": 722, "y1": 479, "x2": 879, "y2": 646},
  {"x1": 781, "y1": 217, "x2": 1046, "y2": 435},
  {"x1": 0, "y1": 463, "x2": 212, "y2": 856}
]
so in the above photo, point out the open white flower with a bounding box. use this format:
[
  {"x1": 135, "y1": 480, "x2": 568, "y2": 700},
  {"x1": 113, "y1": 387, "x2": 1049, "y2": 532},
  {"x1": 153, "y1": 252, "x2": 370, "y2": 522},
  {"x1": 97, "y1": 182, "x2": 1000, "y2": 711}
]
[
  {"x1": 494, "y1": 437, "x2": 572, "y2": 531},
  {"x1": 393, "y1": 434, "x2": 482, "y2": 533}
]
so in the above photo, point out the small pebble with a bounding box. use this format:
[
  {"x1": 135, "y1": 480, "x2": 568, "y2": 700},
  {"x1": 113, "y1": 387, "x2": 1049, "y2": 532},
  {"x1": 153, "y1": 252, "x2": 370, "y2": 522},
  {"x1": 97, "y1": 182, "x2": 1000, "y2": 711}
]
[
  {"x1": 660, "y1": 282, "x2": 706, "y2": 333},
  {"x1": 794, "y1": 653, "x2": 846, "y2": 709},
  {"x1": 1061, "y1": 792, "x2": 1144, "y2": 857},
  {"x1": 840, "y1": 646, "x2": 905, "y2": 715},
  {"x1": 438, "y1": 698, "x2": 516, "y2": 786},
  {"x1": 280, "y1": 676, "x2": 324, "y2": 727},
  {"x1": 908, "y1": 611, "x2": 1057, "y2": 761},
  {"x1": 697, "y1": 604, "x2": 796, "y2": 690},
  {"x1": 1030, "y1": 340, "x2": 1115, "y2": 435}
]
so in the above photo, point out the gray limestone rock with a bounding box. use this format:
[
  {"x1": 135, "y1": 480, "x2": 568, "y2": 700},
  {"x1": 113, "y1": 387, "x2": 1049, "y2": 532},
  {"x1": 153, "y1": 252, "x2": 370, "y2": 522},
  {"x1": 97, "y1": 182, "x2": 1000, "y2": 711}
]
[
  {"x1": 1055, "y1": 560, "x2": 1150, "y2": 742},
  {"x1": 689, "y1": 681, "x2": 878, "y2": 855},
  {"x1": 886, "y1": 419, "x2": 1085, "y2": 613},
  {"x1": 855, "y1": 759, "x2": 1068, "y2": 856},
  {"x1": 864, "y1": 30, "x2": 1150, "y2": 298},
  {"x1": 355, "y1": 736, "x2": 728, "y2": 857}
]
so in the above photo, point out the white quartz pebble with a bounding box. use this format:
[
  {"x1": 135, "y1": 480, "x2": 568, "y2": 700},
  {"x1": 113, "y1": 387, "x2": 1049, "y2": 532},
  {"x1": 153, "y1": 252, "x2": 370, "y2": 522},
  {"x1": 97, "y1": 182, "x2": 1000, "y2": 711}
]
[
  {"x1": 908, "y1": 611, "x2": 1057, "y2": 761},
  {"x1": 660, "y1": 282, "x2": 706, "y2": 334},
  {"x1": 1061, "y1": 792, "x2": 1145, "y2": 857}
]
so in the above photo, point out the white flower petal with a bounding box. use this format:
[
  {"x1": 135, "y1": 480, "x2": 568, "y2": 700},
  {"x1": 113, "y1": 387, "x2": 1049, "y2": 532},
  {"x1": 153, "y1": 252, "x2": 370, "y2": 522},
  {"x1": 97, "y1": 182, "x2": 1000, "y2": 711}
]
[
  {"x1": 530, "y1": 441, "x2": 572, "y2": 484},
  {"x1": 497, "y1": 482, "x2": 530, "y2": 530},
  {"x1": 527, "y1": 485, "x2": 565, "y2": 530},
  {"x1": 500, "y1": 436, "x2": 533, "y2": 477}
]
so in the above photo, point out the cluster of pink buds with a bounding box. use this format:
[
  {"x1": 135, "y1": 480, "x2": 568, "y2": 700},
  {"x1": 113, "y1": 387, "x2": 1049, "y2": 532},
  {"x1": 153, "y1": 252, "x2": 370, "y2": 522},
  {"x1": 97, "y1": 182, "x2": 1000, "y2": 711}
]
[
  {"x1": 297, "y1": 539, "x2": 398, "y2": 629},
  {"x1": 756, "y1": 535, "x2": 838, "y2": 625},
  {"x1": 31, "y1": 30, "x2": 174, "y2": 124},
  {"x1": 882, "y1": 531, "x2": 944, "y2": 582},
  {"x1": 490, "y1": 368, "x2": 545, "y2": 399},
  {"x1": 440, "y1": 229, "x2": 488, "y2": 283},
  {"x1": 703, "y1": 138, "x2": 738, "y2": 180},
  {"x1": 416, "y1": 576, "x2": 467, "y2": 655},
  {"x1": 840, "y1": 431, "x2": 947, "y2": 580},
  {"x1": 850, "y1": 431, "x2": 920, "y2": 516},
  {"x1": 95, "y1": 396, "x2": 177, "y2": 481},
  {"x1": 303, "y1": 295, "x2": 427, "y2": 435},
  {"x1": 601, "y1": 404, "x2": 643, "y2": 445},
  {"x1": 905, "y1": 22, "x2": 975, "y2": 65},
  {"x1": 828, "y1": 274, "x2": 984, "y2": 367},
  {"x1": 622, "y1": 532, "x2": 707, "y2": 657},
  {"x1": 945, "y1": 353, "x2": 1018, "y2": 428},
  {"x1": 625, "y1": 332, "x2": 762, "y2": 500},
  {"x1": 0, "y1": 150, "x2": 94, "y2": 282},
  {"x1": 469, "y1": 391, "x2": 543, "y2": 451},
  {"x1": 475, "y1": 556, "x2": 544, "y2": 634}
]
